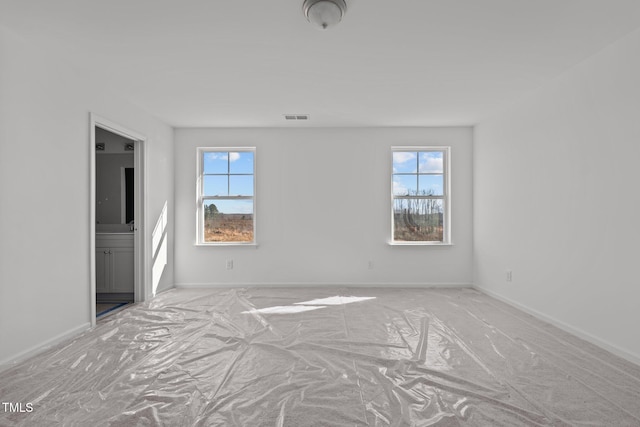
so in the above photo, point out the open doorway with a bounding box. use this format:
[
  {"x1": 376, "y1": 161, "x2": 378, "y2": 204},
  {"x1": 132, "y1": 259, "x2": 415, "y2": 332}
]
[
  {"x1": 95, "y1": 127, "x2": 135, "y2": 317},
  {"x1": 90, "y1": 114, "x2": 147, "y2": 326}
]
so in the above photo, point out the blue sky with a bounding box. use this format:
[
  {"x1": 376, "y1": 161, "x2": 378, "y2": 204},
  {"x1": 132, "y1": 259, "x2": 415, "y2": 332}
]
[
  {"x1": 202, "y1": 150, "x2": 443, "y2": 214},
  {"x1": 205, "y1": 200, "x2": 253, "y2": 215},
  {"x1": 204, "y1": 151, "x2": 254, "y2": 214},
  {"x1": 393, "y1": 151, "x2": 443, "y2": 196}
]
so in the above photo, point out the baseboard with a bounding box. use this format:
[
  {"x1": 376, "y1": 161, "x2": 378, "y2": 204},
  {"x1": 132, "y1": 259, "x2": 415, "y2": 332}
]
[
  {"x1": 175, "y1": 282, "x2": 473, "y2": 289},
  {"x1": 473, "y1": 285, "x2": 640, "y2": 367},
  {"x1": 0, "y1": 322, "x2": 91, "y2": 373}
]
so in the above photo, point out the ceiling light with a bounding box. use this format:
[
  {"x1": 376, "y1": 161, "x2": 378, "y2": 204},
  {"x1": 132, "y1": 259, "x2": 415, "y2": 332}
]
[{"x1": 303, "y1": 0, "x2": 347, "y2": 30}]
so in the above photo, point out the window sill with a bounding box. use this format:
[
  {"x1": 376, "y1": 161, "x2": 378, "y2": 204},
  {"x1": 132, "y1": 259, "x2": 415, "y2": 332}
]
[
  {"x1": 196, "y1": 242, "x2": 259, "y2": 247},
  {"x1": 388, "y1": 241, "x2": 453, "y2": 246}
]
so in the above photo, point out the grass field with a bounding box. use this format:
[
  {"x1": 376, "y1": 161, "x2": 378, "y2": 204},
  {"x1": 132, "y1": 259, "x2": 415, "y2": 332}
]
[
  {"x1": 394, "y1": 212, "x2": 443, "y2": 241},
  {"x1": 394, "y1": 224, "x2": 443, "y2": 241},
  {"x1": 205, "y1": 212, "x2": 440, "y2": 242},
  {"x1": 205, "y1": 214, "x2": 253, "y2": 242}
]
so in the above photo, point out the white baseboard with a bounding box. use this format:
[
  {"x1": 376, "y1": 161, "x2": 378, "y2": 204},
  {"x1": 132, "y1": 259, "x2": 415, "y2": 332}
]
[
  {"x1": 175, "y1": 282, "x2": 473, "y2": 289},
  {"x1": 0, "y1": 322, "x2": 91, "y2": 373},
  {"x1": 474, "y1": 285, "x2": 640, "y2": 367}
]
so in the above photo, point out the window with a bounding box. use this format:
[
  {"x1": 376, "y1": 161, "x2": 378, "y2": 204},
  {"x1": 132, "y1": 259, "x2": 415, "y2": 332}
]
[
  {"x1": 197, "y1": 148, "x2": 255, "y2": 244},
  {"x1": 391, "y1": 147, "x2": 450, "y2": 244}
]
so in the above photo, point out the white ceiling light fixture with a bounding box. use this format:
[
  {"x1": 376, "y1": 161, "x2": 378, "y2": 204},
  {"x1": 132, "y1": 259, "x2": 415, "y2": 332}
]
[{"x1": 303, "y1": 0, "x2": 347, "y2": 30}]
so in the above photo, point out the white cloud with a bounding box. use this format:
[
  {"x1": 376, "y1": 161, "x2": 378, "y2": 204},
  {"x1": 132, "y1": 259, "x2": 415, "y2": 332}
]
[
  {"x1": 207, "y1": 153, "x2": 227, "y2": 161},
  {"x1": 393, "y1": 152, "x2": 416, "y2": 164},
  {"x1": 420, "y1": 157, "x2": 443, "y2": 173},
  {"x1": 393, "y1": 152, "x2": 418, "y2": 173},
  {"x1": 207, "y1": 152, "x2": 241, "y2": 162},
  {"x1": 393, "y1": 179, "x2": 408, "y2": 195}
]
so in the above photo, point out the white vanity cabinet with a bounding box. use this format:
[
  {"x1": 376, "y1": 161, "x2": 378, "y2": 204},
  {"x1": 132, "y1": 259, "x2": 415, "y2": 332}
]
[{"x1": 96, "y1": 234, "x2": 134, "y2": 294}]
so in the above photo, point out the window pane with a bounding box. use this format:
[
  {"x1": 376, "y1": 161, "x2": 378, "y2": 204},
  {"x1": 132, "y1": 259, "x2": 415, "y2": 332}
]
[
  {"x1": 203, "y1": 175, "x2": 228, "y2": 196},
  {"x1": 204, "y1": 200, "x2": 254, "y2": 243},
  {"x1": 419, "y1": 151, "x2": 443, "y2": 174},
  {"x1": 393, "y1": 174, "x2": 417, "y2": 196},
  {"x1": 229, "y1": 151, "x2": 254, "y2": 174},
  {"x1": 229, "y1": 175, "x2": 254, "y2": 196},
  {"x1": 203, "y1": 152, "x2": 228, "y2": 174},
  {"x1": 393, "y1": 198, "x2": 443, "y2": 242},
  {"x1": 419, "y1": 175, "x2": 443, "y2": 196},
  {"x1": 393, "y1": 152, "x2": 417, "y2": 173}
]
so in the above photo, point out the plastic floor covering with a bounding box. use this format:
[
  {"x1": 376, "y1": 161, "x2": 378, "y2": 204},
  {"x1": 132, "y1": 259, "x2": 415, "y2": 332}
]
[{"x1": 1, "y1": 287, "x2": 639, "y2": 426}]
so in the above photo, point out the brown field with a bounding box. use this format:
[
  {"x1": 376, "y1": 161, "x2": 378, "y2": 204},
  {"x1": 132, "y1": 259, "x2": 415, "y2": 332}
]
[
  {"x1": 205, "y1": 214, "x2": 253, "y2": 242},
  {"x1": 394, "y1": 225, "x2": 443, "y2": 241},
  {"x1": 394, "y1": 213, "x2": 443, "y2": 241}
]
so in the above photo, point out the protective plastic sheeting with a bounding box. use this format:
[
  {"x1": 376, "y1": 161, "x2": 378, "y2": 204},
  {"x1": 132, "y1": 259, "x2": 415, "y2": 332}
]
[{"x1": 1, "y1": 287, "x2": 639, "y2": 426}]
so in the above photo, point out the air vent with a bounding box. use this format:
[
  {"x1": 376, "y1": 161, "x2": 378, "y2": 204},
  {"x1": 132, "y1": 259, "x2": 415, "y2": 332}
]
[{"x1": 284, "y1": 114, "x2": 310, "y2": 121}]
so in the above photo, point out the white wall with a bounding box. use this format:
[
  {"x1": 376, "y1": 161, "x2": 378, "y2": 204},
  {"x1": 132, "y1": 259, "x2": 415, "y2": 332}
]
[
  {"x1": 474, "y1": 28, "x2": 640, "y2": 363},
  {"x1": 0, "y1": 27, "x2": 175, "y2": 366},
  {"x1": 175, "y1": 127, "x2": 473, "y2": 286}
]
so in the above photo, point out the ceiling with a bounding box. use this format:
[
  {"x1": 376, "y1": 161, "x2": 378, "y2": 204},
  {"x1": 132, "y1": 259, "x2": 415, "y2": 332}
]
[{"x1": 2, "y1": 0, "x2": 640, "y2": 127}]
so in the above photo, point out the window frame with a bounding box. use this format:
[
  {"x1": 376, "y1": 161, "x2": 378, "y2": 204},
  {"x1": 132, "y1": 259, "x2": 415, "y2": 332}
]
[
  {"x1": 390, "y1": 146, "x2": 451, "y2": 245},
  {"x1": 196, "y1": 147, "x2": 256, "y2": 246}
]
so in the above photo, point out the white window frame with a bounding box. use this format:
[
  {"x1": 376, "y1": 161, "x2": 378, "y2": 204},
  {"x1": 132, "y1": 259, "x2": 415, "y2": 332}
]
[
  {"x1": 390, "y1": 146, "x2": 451, "y2": 245},
  {"x1": 196, "y1": 147, "x2": 256, "y2": 246}
]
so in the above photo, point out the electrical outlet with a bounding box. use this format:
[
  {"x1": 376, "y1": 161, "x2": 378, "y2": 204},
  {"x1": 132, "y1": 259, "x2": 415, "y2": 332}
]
[
  {"x1": 506, "y1": 270, "x2": 512, "y2": 282},
  {"x1": 226, "y1": 260, "x2": 234, "y2": 270}
]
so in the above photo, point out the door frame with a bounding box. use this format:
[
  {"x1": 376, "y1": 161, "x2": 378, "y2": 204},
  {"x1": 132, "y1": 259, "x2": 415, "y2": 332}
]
[{"x1": 89, "y1": 113, "x2": 149, "y2": 326}]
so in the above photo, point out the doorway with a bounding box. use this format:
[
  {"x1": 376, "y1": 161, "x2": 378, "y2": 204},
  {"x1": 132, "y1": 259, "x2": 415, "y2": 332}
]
[{"x1": 90, "y1": 114, "x2": 147, "y2": 326}]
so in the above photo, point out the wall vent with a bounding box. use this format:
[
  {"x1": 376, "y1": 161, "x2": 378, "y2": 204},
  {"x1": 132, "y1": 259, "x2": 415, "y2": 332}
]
[{"x1": 284, "y1": 114, "x2": 310, "y2": 121}]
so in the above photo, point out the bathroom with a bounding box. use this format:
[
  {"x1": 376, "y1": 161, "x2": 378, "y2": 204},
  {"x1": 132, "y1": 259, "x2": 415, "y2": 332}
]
[{"x1": 95, "y1": 127, "x2": 135, "y2": 311}]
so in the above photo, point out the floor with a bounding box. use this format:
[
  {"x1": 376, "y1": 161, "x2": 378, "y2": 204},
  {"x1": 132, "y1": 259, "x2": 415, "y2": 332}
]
[
  {"x1": 1, "y1": 287, "x2": 639, "y2": 426},
  {"x1": 96, "y1": 302, "x2": 129, "y2": 318}
]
